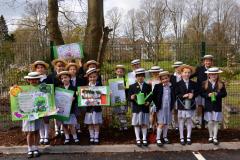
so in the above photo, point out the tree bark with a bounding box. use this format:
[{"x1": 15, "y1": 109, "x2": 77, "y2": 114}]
[{"x1": 47, "y1": 0, "x2": 64, "y2": 45}]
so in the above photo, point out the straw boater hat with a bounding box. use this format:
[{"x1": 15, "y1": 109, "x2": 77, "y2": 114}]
[
  {"x1": 84, "y1": 68, "x2": 100, "y2": 77},
  {"x1": 131, "y1": 59, "x2": 140, "y2": 65},
  {"x1": 159, "y1": 71, "x2": 170, "y2": 77},
  {"x1": 24, "y1": 72, "x2": 43, "y2": 79},
  {"x1": 149, "y1": 66, "x2": 163, "y2": 73},
  {"x1": 135, "y1": 68, "x2": 146, "y2": 75},
  {"x1": 52, "y1": 59, "x2": 67, "y2": 66},
  {"x1": 57, "y1": 71, "x2": 71, "y2": 79},
  {"x1": 177, "y1": 64, "x2": 195, "y2": 74},
  {"x1": 84, "y1": 60, "x2": 99, "y2": 69},
  {"x1": 202, "y1": 54, "x2": 214, "y2": 60},
  {"x1": 65, "y1": 63, "x2": 80, "y2": 70},
  {"x1": 31, "y1": 61, "x2": 49, "y2": 71},
  {"x1": 205, "y1": 67, "x2": 223, "y2": 74},
  {"x1": 115, "y1": 64, "x2": 125, "y2": 70},
  {"x1": 172, "y1": 61, "x2": 183, "y2": 68}
]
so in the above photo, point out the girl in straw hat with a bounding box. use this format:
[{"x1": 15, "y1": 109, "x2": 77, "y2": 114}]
[
  {"x1": 84, "y1": 60, "x2": 102, "y2": 86},
  {"x1": 57, "y1": 71, "x2": 80, "y2": 145},
  {"x1": 201, "y1": 67, "x2": 227, "y2": 145},
  {"x1": 83, "y1": 68, "x2": 103, "y2": 145},
  {"x1": 175, "y1": 65, "x2": 199, "y2": 145}
]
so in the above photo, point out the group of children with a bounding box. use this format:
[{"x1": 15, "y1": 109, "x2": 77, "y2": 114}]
[{"x1": 20, "y1": 55, "x2": 227, "y2": 158}]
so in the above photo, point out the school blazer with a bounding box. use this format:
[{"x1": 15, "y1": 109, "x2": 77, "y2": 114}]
[
  {"x1": 152, "y1": 83, "x2": 175, "y2": 111},
  {"x1": 70, "y1": 77, "x2": 86, "y2": 87},
  {"x1": 201, "y1": 81, "x2": 227, "y2": 112},
  {"x1": 48, "y1": 71, "x2": 61, "y2": 87},
  {"x1": 170, "y1": 75, "x2": 177, "y2": 88},
  {"x1": 175, "y1": 80, "x2": 199, "y2": 110},
  {"x1": 40, "y1": 75, "x2": 53, "y2": 84},
  {"x1": 190, "y1": 65, "x2": 208, "y2": 86},
  {"x1": 128, "y1": 82, "x2": 152, "y2": 113},
  {"x1": 86, "y1": 83, "x2": 102, "y2": 113}
]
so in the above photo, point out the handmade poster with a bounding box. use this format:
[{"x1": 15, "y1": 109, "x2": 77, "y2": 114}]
[
  {"x1": 53, "y1": 43, "x2": 84, "y2": 59},
  {"x1": 126, "y1": 71, "x2": 151, "y2": 88},
  {"x1": 78, "y1": 86, "x2": 110, "y2": 107},
  {"x1": 54, "y1": 87, "x2": 74, "y2": 121},
  {"x1": 108, "y1": 78, "x2": 127, "y2": 106},
  {"x1": 10, "y1": 84, "x2": 56, "y2": 121}
]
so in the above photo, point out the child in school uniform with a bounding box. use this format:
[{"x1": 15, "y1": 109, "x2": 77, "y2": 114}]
[
  {"x1": 170, "y1": 61, "x2": 183, "y2": 131},
  {"x1": 31, "y1": 60, "x2": 52, "y2": 145},
  {"x1": 84, "y1": 68, "x2": 103, "y2": 145},
  {"x1": 22, "y1": 72, "x2": 42, "y2": 158},
  {"x1": 112, "y1": 65, "x2": 128, "y2": 131},
  {"x1": 201, "y1": 67, "x2": 227, "y2": 145},
  {"x1": 175, "y1": 65, "x2": 199, "y2": 145},
  {"x1": 128, "y1": 68, "x2": 152, "y2": 147},
  {"x1": 152, "y1": 71, "x2": 175, "y2": 146},
  {"x1": 148, "y1": 66, "x2": 162, "y2": 132},
  {"x1": 84, "y1": 60, "x2": 102, "y2": 85},
  {"x1": 57, "y1": 71, "x2": 80, "y2": 144},
  {"x1": 66, "y1": 62, "x2": 86, "y2": 135}
]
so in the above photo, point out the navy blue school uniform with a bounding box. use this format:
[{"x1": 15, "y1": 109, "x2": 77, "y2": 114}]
[
  {"x1": 40, "y1": 75, "x2": 53, "y2": 84},
  {"x1": 201, "y1": 81, "x2": 227, "y2": 121},
  {"x1": 128, "y1": 82, "x2": 152, "y2": 126},
  {"x1": 48, "y1": 71, "x2": 61, "y2": 87},
  {"x1": 175, "y1": 79, "x2": 199, "y2": 118},
  {"x1": 190, "y1": 65, "x2": 208, "y2": 86}
]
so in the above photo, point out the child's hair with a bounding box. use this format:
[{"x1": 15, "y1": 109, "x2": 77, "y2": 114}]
[{"x1": 203, "y1": 76, "x2": 224, "y2": 92}]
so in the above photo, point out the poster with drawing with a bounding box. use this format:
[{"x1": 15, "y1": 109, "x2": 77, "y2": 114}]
[
  {"x1": 53, "y1": 43, "x2": 84, "y2": 59},
  {"x1": 10, "y1": 84, "x2": 56, "y2": 121},
  {"x1": 78, "y1": 86, "x2": 110, "y2": 107},
  {"x1": 108, "y1": 78, "x2": 126, "y2": 106},
  {"x1": 54, "y1": 87, "x2": 74, "y2": 121}
]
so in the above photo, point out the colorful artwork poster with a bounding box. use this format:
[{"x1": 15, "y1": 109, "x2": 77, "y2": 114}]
[
  {"x1": 10, "y1": 84, "x2": 56, "y2": 121},
  {"x1": 78, "y1": 86, "x2": 110, "y2": 107},
  {"x1": 53, "y1": 43, "x2": 84, "y2": 59},
  {"x1": 54, "y1": 87, "x2": 74, "y2": 121},
  {"x1": 108, "y1": 78, "x2": 127, "y2": 106}
]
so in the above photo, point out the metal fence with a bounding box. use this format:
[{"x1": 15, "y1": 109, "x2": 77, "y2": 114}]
[{"x1": 0, "y1": 41, "x2": 240, "y2": 131}]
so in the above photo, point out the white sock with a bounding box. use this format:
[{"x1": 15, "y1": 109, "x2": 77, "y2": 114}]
[
  {"x1": 156, "y1": 127, "x2": 162, "y2": 140},
  {"x1": 208, "y1": 121, "x2": 214, "y2": 138},
  {"x1": 142, "y1": 127, "x2": 147, "y2": 141},
  {"x1": 163, "y1": 125, "x2": 168, "y2": 138},
  {"x1": 134, "y1": 126, "x2": 140, "y2": 141},
  {"x1": 89, "y1": 129, "x2": 94, "y2": 138},
  {"x1": 32, "y1": 145, "x2": 38, "y2": 151},
  {"x1": 65, "y1": 134, "x2": 70, "y2": 140},
  {"x1": 44, "y1": 124, "x2": 49, "y2": 139},
  {"x1": 213, "y1": 121, "x2": 219, "y2": 139},
  {"x1": 94, "y1": 132, "x2": 99, "y2": 139},
  {"x1": 28, "y1": 145, "x2": 32, "y2": 152},
  {"x1": 76, "y1": 124, "x2": 80, "y2": 130},
  {"x1": 72, "y1": 134, "x2": 78, "y2": 140},
  {"x1": 187, "y1": 118, "x2": 192, "y2": 138},
  {"x1": 179, "y1": 118, "x2": 184, "y2": 139}
]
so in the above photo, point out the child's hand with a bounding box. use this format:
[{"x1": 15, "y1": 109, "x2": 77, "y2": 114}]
[
  {"x1": 208, "y1": 93, "x2": 213, "y2": 97},
  {"x1": 145, "y1": 102, "x2": 150, "y2": 106},
  {"x1": 131, "y1": 94, "x2": 136, "y2": 100},
  {"x1": 183, "y1": 94, "x2": 189, "y2": 98},
  {"x1": 188, "y1": 93, "x2": 193, "y2": 99}
]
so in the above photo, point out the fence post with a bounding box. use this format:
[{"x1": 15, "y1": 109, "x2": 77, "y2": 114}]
[{"x1": 201, "y1": 41, "x2": 206, "y2": 57}]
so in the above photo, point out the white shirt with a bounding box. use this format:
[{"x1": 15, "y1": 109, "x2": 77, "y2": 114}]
[
  {"x1": 183, "y1": 79, "x2": 189, "y2": 89},
  {"x1": 64, "y1": 84, "x2": 70, "y2": 89},
  {"x1": 89, "y1": 82, "x2": 96, "y2": 87},
  {"x1": 209, "y1": 80, "x2": 216, "y2": 89},
  {"x1": 40, "y1": 74, "x2": 47, "y2": 82},
  {"x1": 138, "y1": 82, "x2": 144, "y2": 91}
]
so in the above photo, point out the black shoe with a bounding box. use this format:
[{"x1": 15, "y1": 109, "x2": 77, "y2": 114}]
[
  {"x1": 180, "y1": 138, "x2": 185, "y2": 145},
  {"x1": 186, "y1": 138, "x2": 192, "y2": 145},
  {"x1": 213, "y1": 138, "x2": 219, "y2": 145},
  {"x1": 27, "y1": 151, "x2": 33, "y2": 158},
  {"x1": 136, "y1": 140, "x2": 142, "y2": 147},
  {"x1": 43, "y1": 138, "x2": 50, "y2": 145},
  {"x1": 89, "y1": 138, "x2": 94, "y2": 145},
  {"x1": 33, "y1": 150, "x2": 40, "y2": 158},
  {"x1": 142, "y1": 140, "x2": 148, "y2": 146},
  {"x1": 163, "y1": 137, "x2": 170, "y2": 144},
  {"x1": 208, "y1": 137, "x2": 213, "y2": 143},
  {"x1": 148, "y1": 128, "x2": 153, "y2": 133},
  {"x1": 74, "y1": 138, "x2": 80, "y2": 145},
  {"x1": 156, "y1": 139, "x2": 163, "y2": 147},
  {"x1": 39, "y1": 138, "x2": 44, "y2": 145},
  {"x1": 94, "y1": 138, "x2": 100, "y2": 145},
  {"x1": 64, "y1": 139, "x2": 70, "y2": 145},
  {"x1": 55, "y1": 131, "x2": 60, "y2": 137},
  {"x1": 77, "y1": 129, "x2": 81, "y2": 134}
]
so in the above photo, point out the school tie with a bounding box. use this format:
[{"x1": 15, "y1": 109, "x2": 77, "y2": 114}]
[{"x1": 139, "y1": 83, "x2": 143, "y2": 91}]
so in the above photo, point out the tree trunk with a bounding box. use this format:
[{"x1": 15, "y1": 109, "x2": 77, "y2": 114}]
[
  {"x1": 84, "y1": 0, "x2": 104, "y2": 61},
  {"x1": 47, "y1": 0, "x2": 64, "y2": 45}
]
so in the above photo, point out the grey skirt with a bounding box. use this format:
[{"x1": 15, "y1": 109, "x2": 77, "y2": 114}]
[
  {"x1": 63, "y1": 114, "x2": 77, "y2": 125},
  {"x1": 22, "y1": 119, "x2": 40, "y2": 132},
  {"x1": 178, "y1": 110, "x2": 194, "y2": 119},
  {"x1": 132, "y1": 112, "x2": 149, "y2": 126},
  {"x1": 157, "y1": 107, "x2": 172, "y2": 125},
  {"x1": 84, "y1": 111, "x2": 103, "y2": 125},
  {"x1": 204, "y1": 111, "x2": 222, "y2": 122},
  {"x1": 195, "y1": 96, "x2": 205, "y2": 106}
]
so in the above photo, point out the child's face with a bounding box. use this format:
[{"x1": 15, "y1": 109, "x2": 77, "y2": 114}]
[
  {"x1": 160, "y1": 75, "x2": 170, "y2": 85},
  {"x1": 208, "y1": 73, "x2": 218, "y2": 81},
  {"x1": 136, "y1": 74, "x2": 145, "y2": 83},
  {"x1": 88, "y1": 64, "x2": 97, "y2": 69},
  {"x1": 132, "y1": 64, "x2": 140, "y2": 70},
  {"x1": 88, "y1": 72, "x2": 98, "y2": 83},
  {"x1": 151, "y1": 72, "x2": 159, "y2": 78},
  {"x1": 35, "y1": 64, "x2": 46, "y2": 75},
  {"x1": 27, "y1": 79, "x2": 40, "y2": 86},
  {"x1": 181, "y1": 68, "x2": 191, "y2": 80},
  {"x1": 55, "y1": 62, "x2": 65, "y2": 73},
  {"x1": 116, "y1": 68, "x2": 125, "y2": 77},
  {"x1": 60, "y1": 75, "x2": 70, "y2": 85},
  {"x1": 68, "y1": 66, "x2": 77, "y2": 76},
  {"x1": 204, "y1": 59, "x2": 213, "y2": 68}
]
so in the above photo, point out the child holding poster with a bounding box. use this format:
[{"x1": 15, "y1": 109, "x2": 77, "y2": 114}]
[
  {"x1": 84, "y1": 68, "x2": 103, "y2": 145},
  {"x1": 84, "y1": 60, "x2": 102, "y2": 85},
  {"x1": 22, "y1": 72, "x2": 42, "y2": 158},
  {"x1": 128, "y1": 68, "x2": 152, "y2": 147},
  {"x1": 201, "y1": 67, "x2": 227, "y2": 145},
  {"x1": 31, "y1": 60, "x2": 52, "y2": 145},
  {"x1": 57, "y1": 71, "x2": 80, "y2": 144}
]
